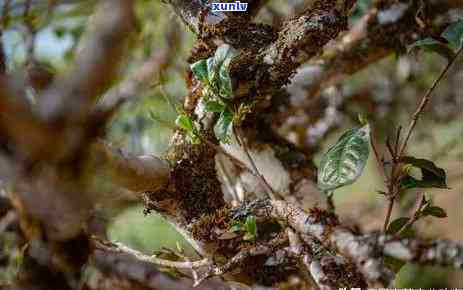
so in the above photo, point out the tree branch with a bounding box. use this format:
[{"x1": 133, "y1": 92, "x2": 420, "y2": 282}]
[
  {"x1": 92, "y1": 239, "x2": 229, "y2": 290},
  {"x1": 288, "y1": 0, "x2": 461, "y2": 102},
  {"x1": 399, "y1": 45, "x2": 463, "y2": 156},
  {"x1": 95, "y1": 142, "x2": 171, "y2": 193}
]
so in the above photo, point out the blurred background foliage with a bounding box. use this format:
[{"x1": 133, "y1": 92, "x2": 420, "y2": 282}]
[{"x1": 1, "y1": 0, "x2": 463, "y2": 287}]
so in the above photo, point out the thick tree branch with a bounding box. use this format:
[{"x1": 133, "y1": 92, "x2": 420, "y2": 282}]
[
  {"x1": 230, "y1": 0, "x2": 355, "y2": 99},
  {"x1": 96, "y1": 142, "x2": 171, "y2": 193},
  {"x1": 288, "y1": 0, "x2": 461, "y2": 102},
  {"x1": 243, "y1": 198, "x2": 463, "y2": 287},
  {"x1": 251, "y1": 199, "x2": 394, "y2": 286},
  {"x1": 380, "y1": 237, "x2": 463, "y2": 269}
]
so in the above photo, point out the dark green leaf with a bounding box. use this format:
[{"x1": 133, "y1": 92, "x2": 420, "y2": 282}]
[
  {"x1": 442, "y1": 19, "x2": 463, "y2": 48},
  {"x1": 318, "y1": 125, "x2": 370, "y2": 191},
  {"x1": 407, "y1": 37, "x2": 455, "y2": 60},
  {"x1": 190, "y1": 59, "x2": 209, "y2": 83},
  {"x1": 214, "y1": 109, "x2": 234, "y2": 143},
  {"x1": 421, "y1": 205, "x2": 447, "y2": 218},
  {"x1": 400, "y1": 157, "x2": 447, "y2": 190},
  {"x1": 205, "y1": 100, "x2": 226, "y2": 113},
  {"x1": 387, "y1": 217, "x2": 410, "y2": 235}
]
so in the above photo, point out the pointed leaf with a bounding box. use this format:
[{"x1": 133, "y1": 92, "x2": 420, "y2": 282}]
[
  {"x1": 387, "y1": 217, "x2": 411, "y2": 235},
  {"x1": 318, "y1": 125, "x2": 371, "y2": 191},
  {"x1": 400, "y1": 157, "x2": 447, "y2": 190},
  {"x1": 214, "y1": 109, "x2": 234, "y2": 143},
  {"x1": 217, "y1": 51, "x2": 236, "y2": 98},
  {"x1": 207, "y1": 57, "x2": 218, "y2": 90},
  {"x1": 207, "y1": 44, "x2": 238, "y2": 98},
  {"x1": 407, "y1": 37, "x2": 455, "y2": 60},
  {"x1": 442, "y1": 19, "x2": 463, "y2": 48},
  {"x1": 190, "y1": 59, "x2": 209, "y2": 83},
  {"x1": 175, "y1": 114, "x2": 195, "y2": 133},
  {"x1": 244, "y1": 215, "x2": 257, "y2": 240},
  {"x1": 421, "y1": 205, "x2": 447, "y2": 218},
  {"x1": 205, "y1": 100, "x2": 226, "y2": 113}
]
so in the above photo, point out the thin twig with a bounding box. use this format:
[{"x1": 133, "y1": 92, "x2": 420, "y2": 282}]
[
  {"x1": 393, "y1": 126, "x2": 402, "y2": 158},
  {"x1": 398, "y1": 46, "x2": 463, "y2": 157},
  {"x1": 93, "y1": 238, "x2": 212, "y2": 269},
  {"x1": 382, "y1": 46, "x2": 463, "y2": 233},
  {"x1": 396, "y1": 193, "x2": 427, "y2": 236},
  {"x1": 234, "y1": 127, "x2": 279, "y2": 200},
  {"x1": 385, "y1": 137, "x2": 395, "y2": 159},
  {"x1": 370, "y1": 131, "x2": 389, "y2": 184},
  {"x1": 382, "y1": 196, "x2": 395, "y2": 233}
]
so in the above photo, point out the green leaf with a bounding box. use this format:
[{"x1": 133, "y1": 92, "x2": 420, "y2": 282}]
[
  {"x1": 217, "y1": 54, "x2": 235, "y2": 98},
  {"x1": 407, "y1": 37, "x2": 455, "y2": 60},
  {"x1": 214, "y1": 109, "x2": 234, "y2": 143},
  {"x1": 244, "y1": 215, "x2": 257, "y2": 241},
  {"x1": 387, "y1": 217, "x2": 410, "y2": 235},
  {"x1": 400, "y1": 157, "x2": 447, "y2": 190},
  {"x1": 207, "y1": 57, "x2": 218, "y2": 90},
  {"x1": 190, "y1": 44, "x2": 238, "y2": 99},
  {"x1": 190, "y1": 59, "x2": 209, "y2": 83},
  {"x1": 317, "y1": 125, "x2": 371, "y2": 192},
  {"x1": 205, "y1": 100, "x2": 226, "y2": 113},
  {"x1": 208, "y1": 44, "x2": 238, "y2": 98},
  {"x1": 421, "y1": 205, "x2": 447, "y2": 218},
  {"x1": 175, "y1": 114, "x2": 195, "y2": 133},
  {"x1": 442, "y1": 19, "x2": 463, "y2": 48}
]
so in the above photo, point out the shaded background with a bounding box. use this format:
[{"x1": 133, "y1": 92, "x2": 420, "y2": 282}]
[{"x1": 1, "y1": 0, "x2": 462, "y2": 287}]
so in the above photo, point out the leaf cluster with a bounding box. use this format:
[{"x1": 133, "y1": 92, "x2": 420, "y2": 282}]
[{"x1": 190, "y1": 45, "x2": 239, "y2": 143}]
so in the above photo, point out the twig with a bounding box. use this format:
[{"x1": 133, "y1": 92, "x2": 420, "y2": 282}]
[
  {"x1": 393, "y1": 126, "x2": 402, "y2": 158},
  {"x1": 161, "y1": 246, "x2": 200, "y2": 282},
  {"x1": 398, "y1": 45, "x2": 463, "y2": 157},
  {"x1": 385, "y1": 137, "x2": 395, "y2": 159},
  {"x1": 382, "y1": 196, "x2": 395, "y2": 233},
  {"x1": 396, "y1": 193, "x2": 427, "y2": 236},
  {"x1": 370, "y1": 134, "x2": 388, "y2": 183},
  {"x1": 382, "y1": 46, "x2": 463, "y2": 234},
  {"x1": 93, "y1": 238, "x2": 212, "y2": 269},
  {"x1": 234, "y1": 127, "x2": 279, "y2": 201},
  {"x1": 287, "y1": 229, "x2": 321, "y2": 289}
]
